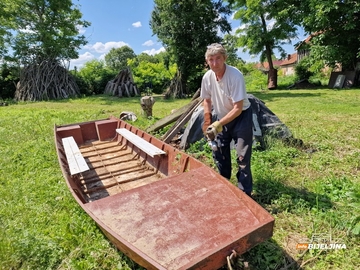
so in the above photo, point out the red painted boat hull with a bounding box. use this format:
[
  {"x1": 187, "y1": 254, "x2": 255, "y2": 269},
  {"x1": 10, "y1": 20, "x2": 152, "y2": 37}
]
[{"x1": 55, "y1": 116, "x2": 274, "y2": 269}]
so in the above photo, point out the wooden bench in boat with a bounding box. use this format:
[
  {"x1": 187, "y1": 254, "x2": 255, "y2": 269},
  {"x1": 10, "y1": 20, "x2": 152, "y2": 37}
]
[
  {"x1": 116, "y1": 128, "x2": 166, "y2": 158},
  {"x1": 62, "y1": 136, "x2": 90, "y2": 175}
]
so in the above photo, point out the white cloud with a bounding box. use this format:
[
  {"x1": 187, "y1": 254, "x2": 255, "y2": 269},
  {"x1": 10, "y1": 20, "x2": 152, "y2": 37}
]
[
  {"x1": 69, "y1": 51, "x2": 95, "y2": 69},
  {"x1": 84, "y1": 41, "x2": 128, "y2": 54},
  {"x1": 142, "y1": 40, "x2": 154, "y2": 46},
  {"x1": 98, "y1": 53, "x2": 106, "y2": 61},
  {"x1": 267, "y1": 19, "x2": 276, "y2": 31},
  {"x1": 142, "y1": 47, "x2": 165, "y2": 56},
  {"x1": 76, "y1": 25, "x2": 86, "y2": 35},
  {"x1": 132, "y1": 21, "x2": 142, "y2": 28}
]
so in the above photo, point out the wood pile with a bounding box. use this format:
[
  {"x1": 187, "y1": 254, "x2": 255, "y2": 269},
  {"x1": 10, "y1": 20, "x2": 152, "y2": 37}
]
[
  {"x1": 15, "y1": 60, "x2": 79, "y2": 101},
  {"x1": 161, "y1": 96, "x2": 202, "y2": 143},
  {"x1": 146, "y1": 89, "x2": 202, "y2": 143},
  {"x1": 104, "y1": 67, "x2": 139, "y2": 97}
]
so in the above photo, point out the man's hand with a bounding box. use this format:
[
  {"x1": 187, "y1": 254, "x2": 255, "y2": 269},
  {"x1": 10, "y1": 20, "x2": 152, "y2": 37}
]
[{"x1": 206, "y1": 121, "x2": 223, "y2": 141}]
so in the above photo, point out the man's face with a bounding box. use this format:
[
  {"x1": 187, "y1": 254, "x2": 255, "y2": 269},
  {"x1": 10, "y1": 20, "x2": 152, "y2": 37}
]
[{"x1": 206, "y1": 53, "x2": 227, "y2": 73}]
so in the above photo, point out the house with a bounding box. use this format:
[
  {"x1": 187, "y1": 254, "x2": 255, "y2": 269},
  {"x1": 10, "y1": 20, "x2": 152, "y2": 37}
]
[
  {"x1": 254, "y1": 60, "x2": 283, "y2": 74},
  {"x1": 254, "y1": 54, "x2": 298, "y2": 76},
  {"x1": 279, "y1": 53, "x2": 298, "y2": 76},
  {"x1": 254, "y1": 35, "x2": 314, "y2": 76},
  {"x1": 295, "y1": 34, "x2": 313, "y2": 61}
]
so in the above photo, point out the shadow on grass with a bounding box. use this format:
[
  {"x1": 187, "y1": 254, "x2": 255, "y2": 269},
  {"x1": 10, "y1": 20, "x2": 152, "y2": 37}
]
[
  {"x1": 249, "y1": 91, "x2": 323, "y2": 102},
  {"x1": 226, "y1": 177, "x2": 333, "y2": 270},
  {"x1": 253, "y1": 176, "x2": 333, "y2": 213},
  {"x1": 218, "y1": 238, "x2": 304, "y2": 270}
]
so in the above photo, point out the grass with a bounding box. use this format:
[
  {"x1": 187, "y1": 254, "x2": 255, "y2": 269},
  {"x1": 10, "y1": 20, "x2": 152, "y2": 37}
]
[{"x1": 0, "y1": 89, "x2": 359, "y2": 270}]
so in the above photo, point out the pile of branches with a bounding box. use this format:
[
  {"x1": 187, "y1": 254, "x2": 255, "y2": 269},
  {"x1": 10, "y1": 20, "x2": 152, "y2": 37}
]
[
  {"x1": 15, "y1": 59, "x2": 79, "y2": 101},
  {"x1": 104, "y1": 67, "x2": 139, "y2": 97},
  {"x1": 164, "y1": 70, "x2": 184, "y2": 99}
]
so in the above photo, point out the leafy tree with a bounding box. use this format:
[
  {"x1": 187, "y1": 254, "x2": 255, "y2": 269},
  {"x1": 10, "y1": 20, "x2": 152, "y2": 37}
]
[
  {"x1": 11, "y1": 0, "x2": 90, "y2": 64},
  {"x1": 76, "y1": 60, "x2": 116, "y2": 95},
  {"x1": 0, "y1": 0, "x2": 21, "y2": 56},
  {"x1": 104, "y1": 46, "x2": 136, "y2": 71},
  {"x1": 136, "y1": 52, "x2": 159, "y2": 64},
  {"x1": 299, "y1": 0, "x2": 360, "y2": 71},
  {"x1": 150, "y1": 0, "x2": 231, "y2": 97},
  {"x1": 0, "y1": 63, "x2": 18, "y2": 99},
  {"x1": 1, "y1": 0, "x2": 90, "y2": 100},
  {"x1": 228, "y1": 0, "x2": 298, "y2": 89},
  {"x1": 128, "y1": 56, "x2": 177, "y2": 94},
  {"x1": 222, "y1": 34, "x2": 245, "y2": 68}
]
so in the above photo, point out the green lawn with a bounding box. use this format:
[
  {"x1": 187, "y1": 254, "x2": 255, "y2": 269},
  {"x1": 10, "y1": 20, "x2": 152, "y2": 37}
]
[{"x1": 0, "y1": 90, "x2": 359, "y2": 270}]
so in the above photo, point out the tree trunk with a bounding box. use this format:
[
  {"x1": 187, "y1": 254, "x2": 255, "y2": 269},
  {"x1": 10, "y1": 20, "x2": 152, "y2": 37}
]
[
  {"x1": 260, "y1": 13, "x2": 278, "y2": 90},
  {"x1": 268, "y1": 68, "x2": 278, "y2": 90},
  {"x1": 140, "y1": 96, "x2": 155, "y2": 117}
]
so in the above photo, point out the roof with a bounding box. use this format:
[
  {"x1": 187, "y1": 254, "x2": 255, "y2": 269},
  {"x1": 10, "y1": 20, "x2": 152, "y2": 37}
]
[
  {"x1": 255, "y1": 60, "x2": 283, "y2": 70},
  {"x1": 255, "y1": 54, "x2": 298, "y2": 70},
  {"x1": 280, "y1": 53, "x2": 297, "y2": 66},
  {"x1": 295, "y1": 32, "x2": 322, "y2": 50}
]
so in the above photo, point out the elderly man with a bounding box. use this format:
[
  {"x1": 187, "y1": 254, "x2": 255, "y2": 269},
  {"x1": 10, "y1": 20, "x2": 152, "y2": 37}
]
[{"x1": 201, "y1": 43, "x2": 253, "y2": 196}]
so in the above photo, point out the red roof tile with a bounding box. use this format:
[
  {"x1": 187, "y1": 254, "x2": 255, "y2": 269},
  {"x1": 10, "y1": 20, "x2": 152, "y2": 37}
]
[{"x1": 280, "y1": 53, "x2": 297, "y2": 66}]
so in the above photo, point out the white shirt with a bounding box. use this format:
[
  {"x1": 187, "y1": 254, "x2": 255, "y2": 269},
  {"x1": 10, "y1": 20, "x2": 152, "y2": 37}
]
[{"x1": 200, "y1": 64, "x2": 250, "y2": 119}]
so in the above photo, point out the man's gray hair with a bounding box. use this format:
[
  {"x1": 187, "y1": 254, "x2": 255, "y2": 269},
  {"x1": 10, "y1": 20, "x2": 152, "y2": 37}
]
[{"x1": 205, "y1": 43, "x2": 227, "y2": 59}]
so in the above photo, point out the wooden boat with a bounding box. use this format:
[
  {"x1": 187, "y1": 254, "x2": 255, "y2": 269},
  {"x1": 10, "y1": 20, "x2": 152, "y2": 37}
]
[{"x1": 54, "y1": 116, "x2": 274, "y2": 270}]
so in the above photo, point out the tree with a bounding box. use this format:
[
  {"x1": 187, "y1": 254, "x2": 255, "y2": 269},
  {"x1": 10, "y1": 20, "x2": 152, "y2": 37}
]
[
  {"x1": 222, "y1": 34, "x2": 245, "y2": 68},
  {"x1": 228, "y1": 0, "x2": 298, "y2": 89},
  {"x1": 136, "y1": 52, "x2": 159, "y2": 64},
  {"x1": 76, "y1": 60, "x2": 115, "y2": 95},
  {"x1": 0, "y1": 63, "x2": 18, "y2": 99},
  {"x1": 299, "y1": 0, "x2": 360, "y2": 71},
  {"x1": 104, "y1": 46, "x2": 136, "y2": 72},
  {"x1": 3, "y1": 0, "x2": 90, "y2": 100},
  {"x1": 150, "y1": 0, "x2": 231, "y2": 97},
  {"x1": 11, "y1": 0, "x2": 89, "y2": 64},
  {"x1": 0, "y1": 0, "x2": 22, "y2": 56},
  {"x1": 128, "y1": 55, "x2": 177, "y2": 94}
]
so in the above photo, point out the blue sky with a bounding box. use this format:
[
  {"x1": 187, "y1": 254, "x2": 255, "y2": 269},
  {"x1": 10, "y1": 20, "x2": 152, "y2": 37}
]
[{"x1": 71, "y1": 0, "x2": 307, "y2": 69}]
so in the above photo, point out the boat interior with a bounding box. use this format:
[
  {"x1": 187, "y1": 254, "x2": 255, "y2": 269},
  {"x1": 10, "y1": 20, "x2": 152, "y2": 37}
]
[{"x1": 55, "y1": 117, "x2": 205, "y2": 203}]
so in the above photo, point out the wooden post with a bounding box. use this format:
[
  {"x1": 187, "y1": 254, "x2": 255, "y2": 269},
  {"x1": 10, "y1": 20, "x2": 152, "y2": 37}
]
[{"x1": 140, "y1": 96, "x2": 155, "y2": 117}]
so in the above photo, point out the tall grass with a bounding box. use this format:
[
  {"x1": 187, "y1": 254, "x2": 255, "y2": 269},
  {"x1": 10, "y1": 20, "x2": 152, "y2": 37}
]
[{"x1": 0, "y1": 90, "x2": 359, "y2": 270}]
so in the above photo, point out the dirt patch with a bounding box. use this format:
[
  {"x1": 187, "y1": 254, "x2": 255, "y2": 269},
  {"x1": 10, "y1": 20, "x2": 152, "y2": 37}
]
[{"x1": 288, "y1": 79, "x2": 318, "y2": 89}]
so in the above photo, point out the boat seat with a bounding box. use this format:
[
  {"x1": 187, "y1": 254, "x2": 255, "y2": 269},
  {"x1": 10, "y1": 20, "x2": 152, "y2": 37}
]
[
  {"x1": 116, "y1": 128, "x2": 166, "y2": 158},
  {"x1": 62, "y1": 136, "x2": 90, "y2": 175}
]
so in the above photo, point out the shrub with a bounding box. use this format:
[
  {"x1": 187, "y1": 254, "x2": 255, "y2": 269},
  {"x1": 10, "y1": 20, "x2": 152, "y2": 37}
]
[
  {"x1": 0, "y1": 64, "x2": 18, "y2": 99},
  {"x1": 295, "y1": 58, "x2": 314, "y2": 81}
]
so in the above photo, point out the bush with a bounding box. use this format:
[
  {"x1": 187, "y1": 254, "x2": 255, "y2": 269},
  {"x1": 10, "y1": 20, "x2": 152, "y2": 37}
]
[
  {"x1": 244, "y1": 69, "x2": 268, "y2": 91},
  {"x1": 74, "y1": 60, "x2": 117, "y2": 95},
  {"x1": 295, "y1": 58, "x2": 314, "y2": 81},
  {"x1": 0, "y1": 64, "x2": 18, "y2": 99}
]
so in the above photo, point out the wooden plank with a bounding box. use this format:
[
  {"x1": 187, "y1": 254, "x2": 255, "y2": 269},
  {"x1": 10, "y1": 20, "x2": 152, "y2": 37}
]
[
  {"x1": 116, "y1": 128, "x2": 166, "y2": 157},
  {"x1": 145, "y1": 97, "x2": 202, "y2": 133},
  {"x1": 62, "y1": 136, "x2": 89, "y2": 175},
  {"x1": 162, "y1": 98, "x2": 203, "y2": 143}
]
